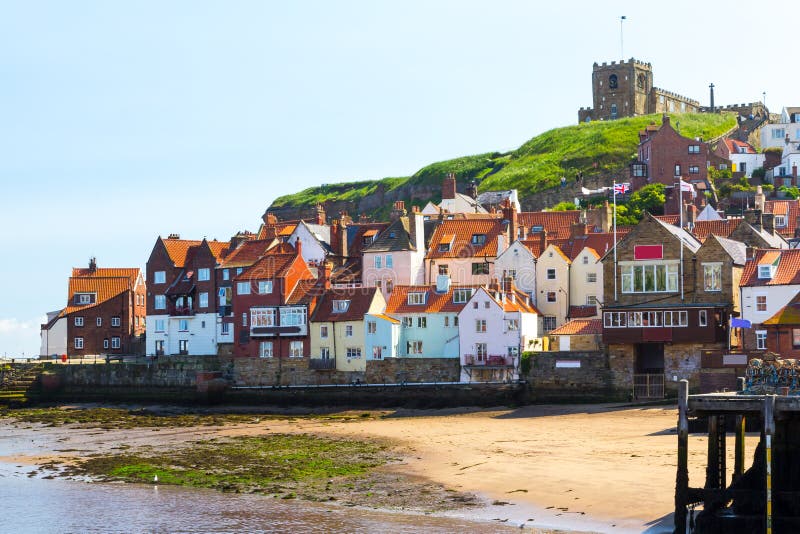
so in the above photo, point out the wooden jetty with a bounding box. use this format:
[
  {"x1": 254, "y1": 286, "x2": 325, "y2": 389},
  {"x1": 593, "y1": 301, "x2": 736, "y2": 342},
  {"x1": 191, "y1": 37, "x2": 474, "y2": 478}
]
[{"x1": 675, "y1": 379, "x2": 800, "y2": 533}]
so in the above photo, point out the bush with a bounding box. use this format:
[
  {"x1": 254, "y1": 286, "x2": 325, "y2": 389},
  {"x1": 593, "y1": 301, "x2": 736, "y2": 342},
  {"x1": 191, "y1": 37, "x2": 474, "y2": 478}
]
[
  {"x1": 752, "y1": 167, "x2": 766, "y2": 180},
  {"x1": 520, "y1": 352, "x2": 532, "y2": 375}
]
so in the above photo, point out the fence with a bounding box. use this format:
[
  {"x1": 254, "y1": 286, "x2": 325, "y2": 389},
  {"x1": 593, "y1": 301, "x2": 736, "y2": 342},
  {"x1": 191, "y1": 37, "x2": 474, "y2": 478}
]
[{"x1": 633, "y1": 373, "x2": 665, "y2": 399}]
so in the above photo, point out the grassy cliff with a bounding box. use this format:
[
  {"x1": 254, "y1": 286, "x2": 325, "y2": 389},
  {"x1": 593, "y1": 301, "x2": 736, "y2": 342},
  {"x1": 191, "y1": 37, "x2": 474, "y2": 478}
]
[{"x1": 270, "y1": 112, "x2": 737, "y2": 214}]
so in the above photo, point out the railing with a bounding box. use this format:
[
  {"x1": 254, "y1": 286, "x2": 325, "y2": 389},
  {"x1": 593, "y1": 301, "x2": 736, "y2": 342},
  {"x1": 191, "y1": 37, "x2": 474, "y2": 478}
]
[
  {"x1": 463, "y1": 354, "x2": 514, "y2": 367},
  {"x1": 309, "y1": 358, "x2": 336, "y2": 370},
  {"x1": 633, "y1": 373, "x2": 665, "y2": 399},
  {"x1": 172, "y1": 307, "x2": 194, "y2": 316}
]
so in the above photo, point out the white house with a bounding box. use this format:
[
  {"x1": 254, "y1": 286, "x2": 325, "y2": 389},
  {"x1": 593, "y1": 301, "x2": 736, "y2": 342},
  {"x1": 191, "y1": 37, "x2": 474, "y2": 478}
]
[
  {"x1": 39, "y1": 310, "x2": 67, "y2": 358},
  {"x1": 761, "y1": 107, "x2": 800, "y2": 150},
  {"x1": 288, "y1": 220, "x2": 331, "y2": 266},
  {"x1": 458, "y1": 283, "x2": 540, "y2": 382},
  {"x1": 494, "y1": 239, "x2": 537, "y2": 299}
]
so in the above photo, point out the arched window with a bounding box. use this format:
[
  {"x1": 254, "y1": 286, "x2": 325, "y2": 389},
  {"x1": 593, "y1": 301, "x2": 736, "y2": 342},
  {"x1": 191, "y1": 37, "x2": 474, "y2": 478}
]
[
  {"x1": 609, "y1": 74, "x2": 618, "y2": 89},
  {"x1": 637, "y1": 73, "x2": 646, "y2": 90}
]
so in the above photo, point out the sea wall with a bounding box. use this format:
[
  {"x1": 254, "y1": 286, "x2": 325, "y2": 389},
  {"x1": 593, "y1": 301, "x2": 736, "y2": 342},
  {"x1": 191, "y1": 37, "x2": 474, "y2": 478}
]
[{"x1": 527, "y1": 351, "x2": 627, "y2": 402}]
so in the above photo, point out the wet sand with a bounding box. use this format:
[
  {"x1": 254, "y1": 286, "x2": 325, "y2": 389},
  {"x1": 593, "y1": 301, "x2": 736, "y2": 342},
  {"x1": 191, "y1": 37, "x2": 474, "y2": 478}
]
[{"x1": 0, "y1": 404, "x2": 759, "y2": 533}]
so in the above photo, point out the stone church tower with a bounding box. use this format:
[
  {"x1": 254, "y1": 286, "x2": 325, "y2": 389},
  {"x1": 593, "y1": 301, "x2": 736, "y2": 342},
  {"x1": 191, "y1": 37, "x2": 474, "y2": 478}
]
[{"x1": 578, "y1": 58, "x2": 698, "y2": 123}]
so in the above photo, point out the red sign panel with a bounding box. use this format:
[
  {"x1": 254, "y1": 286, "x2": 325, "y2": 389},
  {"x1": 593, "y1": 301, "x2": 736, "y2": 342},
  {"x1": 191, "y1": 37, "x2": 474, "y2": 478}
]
[{"x1": 634, "y1": 245, "x2": 663, "y2": 260}]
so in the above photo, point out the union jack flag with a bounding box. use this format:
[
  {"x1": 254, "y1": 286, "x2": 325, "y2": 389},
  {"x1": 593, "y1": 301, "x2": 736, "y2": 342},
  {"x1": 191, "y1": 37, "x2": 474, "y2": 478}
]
[{"x1": 613, "y1": 182, "x2": 630, "y2": 195}]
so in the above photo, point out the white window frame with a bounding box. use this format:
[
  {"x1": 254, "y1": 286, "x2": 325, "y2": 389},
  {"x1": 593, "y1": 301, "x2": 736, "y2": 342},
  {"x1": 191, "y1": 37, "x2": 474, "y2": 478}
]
[
  {"x1": 345, "y1": 325, "x2": 353, "y2": 337},
  {"x1": 703, "y1": 263, "x2": 722, "y2": 292},
  {"x1": 251, "y1": 308, "x2": 276, "y2": 328},
  {"x1": 407, "y1": 292, "x2": 426, "y2": 305},
  {"x1": 222, "y1": 269, "x2": 230, "y2": 281},
  {"x1": 199, "y1": 292, "x2": 209, "y2": 308},
  {"x1": 346, "y1": 347, "x2": 362, "y2": 359},
  {"x1": 289, "y1": 340, "x2": 304, "y2": 358},
  {"x1": 699, "y1": 310, "x2": 707, "y2": 327},
  {"x1": 367, "y1": 321, "x2": 376, "y2": 334},
  {"x1": 155, "y1": 319, "x2": 165, "y2": 332},
  {"x1": 258, "y1": 281, "x2": 273, "y2": 294},
  {"x1": 620, "y1": 261, "x2": 679, "y2": 293},
  {"x1": 154, "y1": 271, "x2": 166, "y2": 284},
  {"x1": 237, "y1": 281, "x2": 251, "y2": 295},
  {"x1": 111, "y1": 337, "x2": 121, "y2": 349},
  {"x1": 280, "y1": 307, "x2": 306, "y2": 327},
  {"x1": 103, "y1": 339, "x2": 109, "y2": 349},
  {"x1": 604, "y1": 312, "x2": 626, "y2": 328},
  {"x1": 332, "y1": 300, "x2": 350, "y2": 313},
  {"x1": 385, "y1": 255, "x2": 393, "y2": 268},
  {"x1": 374, "y1": 256, "x2": 382, "y2": 269},
  {"x1": 546, "y1": 268, "x2": 556, "y2": 280},
  {"x1": 111, "y1": 317, "x2": 121, "y2": 327},
  {"x1": 96, "y1": 317, "x2": 102, "y2": 327},
  {"x1": 756, "y1": 294, "x2": 767, "y2": 312},
  {"x1": 417, "y1": 317, "x2": 426, "y2": 328},
  {"x1": 197, "y1": 268, "x2": 210, "y2": 281},
  {"x1": 453, "y1": 289, "x2": 473, "y2": 304},
  {"x1": 319, "y1": 346, "x2": 330, "y2": 359},
  {"x1": 74, "y1": 337, "x2": 84, "y2": 349},
  {"x1": 663, "y1": 310, "x2": 688, "y2": 327},
  {"x1": 178, "y1": 319, "x2": 188, "y2": 331},
  {"x1": 756, "y1": 330, "x2": 767, "y2": 350},
  {"x1": 475, "y1": 319, "x2": 487, "y2": 333},
  {"x1": 155, "y1": 294, "x2": 166, "y2": 310},
  {"x1": 74, "y1": 316, "x2": 84, "y2": 327},
  {"x1": 586, "y1": 272, "x2": 597, "y2": 283},
  {"x1": 542, "y1": 316, "x2": 557, "y2": 331},
  {"x1": 320, "y1": 325, "x2": 328, "y2": 338},
  {"x1": 259, "y1": 341, "x2": 273, "y2": 358}
]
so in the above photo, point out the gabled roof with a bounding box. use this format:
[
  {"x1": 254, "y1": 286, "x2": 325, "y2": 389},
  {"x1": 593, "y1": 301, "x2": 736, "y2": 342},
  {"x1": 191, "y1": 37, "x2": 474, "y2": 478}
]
[
  {"x1": 286, "y1": 279, "x2": 322, "y2": 305},
  {"x1": 518, "y1": 211, "x2": 583, "y2": 240},
  {"x1": 549, "y1": 232, "x2": 618, "y2": 260},
  {"x1": 220, "y1": 240, "x2": 275, "y2": 269},
  {"x1": 235, "y1": 253, "x2": 297, "y2": 281},
  {"x1": 765, "y1": 200, "x2": 800, "y2": 237},
  {"x1": 385, "y1": 284, "x2": 482, "y2": 315},
  {"x1": 762, "y1": 290, "x2": 800, "y2": 326},
  {"x1": 256, "y1": 221, "x2": 299, "y2": 241},
  {"x1": 438, "y1": 192, "x2": 488, "y2": 214},
  {"x1": 651, "y1": 215, "x2": 702, "y2": 253},
  {"x1": 692, "y1": 219, "x2": 739, "y2": 240},
  {"x1": 346, "y1": 222, "x2": 390, "y2": 257},
  {"x1": 696, "y1": 204, "x2": 724, "y2": 222},
  {"x1": 71, "y1": 267, "x2": 140, "y2": 281},
  {"x1": 723, "y1": 138, "x2": 757, "y2": 155},
  {"x1": 741, "y1": 249, "x2": 800, "y2": 286},
  {"x1": 310, "y1": 287, "x2": 380, "y2": 323},
  {"x1": 364, "y1": 218, "x2": 415, "y2": 253},
  {"x1": 426, "y1": 219, "x2": 506, "y2": 259},
  {"x1": 549, "y1": 318, "x2": 602, "y2": 336},
  {"x1": 162, "y1": 238, "x2": 203, "y2": 267},
  {"x1": 63, "y1": 276, "x2": 133, "y2": 315},
  {"x1": 708, "y1": 235, "x2": 747, "y2": 266}
]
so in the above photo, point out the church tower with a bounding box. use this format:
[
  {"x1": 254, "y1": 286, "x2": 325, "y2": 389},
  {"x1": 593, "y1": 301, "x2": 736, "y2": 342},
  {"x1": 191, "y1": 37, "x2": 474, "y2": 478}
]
[{"x1": 579, "y1": 59, "x2": 653, "y2": 122}]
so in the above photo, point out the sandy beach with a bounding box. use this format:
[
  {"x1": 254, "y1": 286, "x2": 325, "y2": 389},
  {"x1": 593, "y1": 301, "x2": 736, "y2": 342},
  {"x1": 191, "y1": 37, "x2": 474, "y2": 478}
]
[{"x1": 0, "y1": 403, "x2": 758, "y2": 533}]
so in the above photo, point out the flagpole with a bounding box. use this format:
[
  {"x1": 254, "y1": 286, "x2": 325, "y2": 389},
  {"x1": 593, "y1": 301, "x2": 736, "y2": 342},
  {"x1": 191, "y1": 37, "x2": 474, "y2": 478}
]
[
  {"x1": 613, "y1": 179, "x2": 618, "y2": 303},
  {"x1": 679, "y1": 180, "x2": 684, "y2": 301}
]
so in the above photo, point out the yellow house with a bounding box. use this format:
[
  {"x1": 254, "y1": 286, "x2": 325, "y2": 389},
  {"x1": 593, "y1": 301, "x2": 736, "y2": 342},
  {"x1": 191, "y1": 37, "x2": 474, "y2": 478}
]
[{"x1": 309, "y1": 287, "x2": 386, "y2": 372}]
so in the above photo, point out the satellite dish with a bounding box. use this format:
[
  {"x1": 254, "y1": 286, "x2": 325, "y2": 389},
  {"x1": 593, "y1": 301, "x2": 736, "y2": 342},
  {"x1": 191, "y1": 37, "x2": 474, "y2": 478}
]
[{"x1": 574, "y1": 197, "x2": 581, "y2": 207}]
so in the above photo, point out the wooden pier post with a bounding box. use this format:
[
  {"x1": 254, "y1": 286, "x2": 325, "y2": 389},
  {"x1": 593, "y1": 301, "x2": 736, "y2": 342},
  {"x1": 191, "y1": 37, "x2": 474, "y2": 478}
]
[
  {"x1": 764, "y1": 395, "x2": 776, "y2": 534},
  {"x1": 733, "y1": 414, "x2": 746, "y2": 483},
  {"x1": 706, "y1": 414, "x2": 726, "y2": 490},
  {"x1": 675, "y1": 379, "x2": 689, "y2": 534}
]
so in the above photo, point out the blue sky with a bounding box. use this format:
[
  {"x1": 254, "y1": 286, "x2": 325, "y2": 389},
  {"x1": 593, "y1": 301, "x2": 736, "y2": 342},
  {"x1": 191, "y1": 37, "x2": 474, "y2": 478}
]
[{"x1": 1, "y1": 0, "x2": 793, "y2": 356}]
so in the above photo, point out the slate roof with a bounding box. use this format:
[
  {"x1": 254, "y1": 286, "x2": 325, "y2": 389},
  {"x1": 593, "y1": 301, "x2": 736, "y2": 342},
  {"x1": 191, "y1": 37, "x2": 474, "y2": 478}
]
[
  {"x1": 740, "y1": 249, "x2": 800, "y2": 287},
  {"x1": 549, "y1": 318, "x2": 602, "y2": 336},
  {"x1": 310, "y1": 287, "x2": 380, "y2": 323},
  {"x1": 426, "y1": 219, "x2": 506, "y2": 259},
  {"x1": 385, "y1": 284, "x2": 482, "y2": 315},
  {"x1": 363, "y1": 218, "x2": 415, "y2": 253},
  {"x1": 651, "y1": 215, "x2": 702, "y2": 253},
  {"x1": 711, "y1": 235, "x2": 747, "y2": 266}
]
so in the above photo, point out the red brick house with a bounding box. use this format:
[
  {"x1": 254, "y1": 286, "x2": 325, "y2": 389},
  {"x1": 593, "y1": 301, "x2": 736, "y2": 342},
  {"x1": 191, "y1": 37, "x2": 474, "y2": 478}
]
[
  {"x1": 59, "y1": 258, "x2": 146, "y2": 357},
  {"x1": 231, "y1": 241, "x2": 320, "y2": 359}
]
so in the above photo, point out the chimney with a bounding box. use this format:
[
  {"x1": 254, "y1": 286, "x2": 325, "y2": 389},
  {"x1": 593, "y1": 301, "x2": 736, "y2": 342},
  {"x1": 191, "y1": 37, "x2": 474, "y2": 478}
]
[
  {"x1": 762, "y1": 213, "x2": 776, "y2": 236},
  {"x1": 466, "y1": 180, "x2": 478, "y2": 200},
  {"x1": 330, "y1": 220, "x2": 347, "y2": 259},
  {"x1": 409, "y1": 211, "x2": 424, "y2": 250},
  {"x1": 755, "y1": 185, "x2": 765, "y2": 211},
  {"x1": 314, "y1": 203, "x2": 326, "y2": 225},
  {"x1": 502, "y1": 276, "x2": 515, "y2": 294},
  {"x1": 89, "y1": 257, "x2": 97, "y2": 272},
  {"x1": 488, "y1": 277, "x2": 500, "y2": 292},
  {"x1": 318, "y1": 261, "x2": 332, "y2": 290},
  {"x1": 501, "y1": 200, "x2": 517, "y2": 242},
  {"x1": 390, "y1": 201, "x2": 407, "y2": 221},
  {"x1": 411, "y1": 205, "x2": 420, "y2": 214},
  {"x1": 264, "y1": 213, "x2": 278, "y2": 225},
  {"x1": 686, "y1": 204, "x2": 697, "y2": 228},
  {"x1": 294, "y1": 238, "x2": 303, "y2": 259},
  {"x1": 168, "y1": 233, "x2": 180, "y2": 240},
  {"x1": 538, "y1": 230, "x2": 548, "y2": 251},
  {"x1": 435, "y1": 274, "x2": 451, "y2": 293},
  {"x1": 793, "y1": 165, "x2": 797, "y2": 178},
  {"x1": 442, "y1": 173, "x2": 457, "y2": 200},
  {"x1": 570, "y1": 221, "x2": 586, "y2": 239},
  {"x1": 339, "y1": 210, "x2": 353, "y2": 225}
]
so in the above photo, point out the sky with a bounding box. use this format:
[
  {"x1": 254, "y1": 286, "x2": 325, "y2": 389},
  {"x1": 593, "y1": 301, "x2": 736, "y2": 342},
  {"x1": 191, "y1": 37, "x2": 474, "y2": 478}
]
[{"x1": 1, "y1": 0, "x2": 795, "y2": 356}]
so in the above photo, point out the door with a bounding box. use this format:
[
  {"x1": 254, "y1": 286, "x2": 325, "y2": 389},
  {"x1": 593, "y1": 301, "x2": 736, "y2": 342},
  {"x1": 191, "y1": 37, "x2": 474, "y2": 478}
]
[{"x1": 634, "y1": 343, "x2": 665, "y2": 399}]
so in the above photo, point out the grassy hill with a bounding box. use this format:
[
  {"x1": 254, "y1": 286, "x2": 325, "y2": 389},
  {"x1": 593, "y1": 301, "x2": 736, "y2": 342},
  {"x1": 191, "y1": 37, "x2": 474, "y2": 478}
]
[{"x1": 270, "y1": 112, "x2": 737, "y2": 215}]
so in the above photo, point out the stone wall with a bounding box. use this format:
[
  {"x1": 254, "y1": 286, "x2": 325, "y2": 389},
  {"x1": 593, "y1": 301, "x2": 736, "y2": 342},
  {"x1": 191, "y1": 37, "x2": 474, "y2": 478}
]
[
  {"x1": 220, "y1": 356, "x2": 364, "y2": 387},
  {"x1": 527, "y1": 351, "x2": 626, "y2": 401},
  {"x1": 365, "y1": 358, "x2": 461, "y2": 384},
  {"x1": 53, "y1": 356, "x2": 220, "y2": 388}
]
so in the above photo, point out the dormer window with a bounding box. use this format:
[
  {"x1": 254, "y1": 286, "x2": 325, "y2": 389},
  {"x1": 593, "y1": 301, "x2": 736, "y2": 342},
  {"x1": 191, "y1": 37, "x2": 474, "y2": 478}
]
[
  {"x1": 532, "y1": 225, "x2": 543, "y2": 233},
  {"x1": 453, "y1": 288, "x2": 473, "y2": 304},
  {"x1": 438, "y1": 243, "x2": 451, "y2": 252},
  {"x1": 471, "y1": 234, "x2": 486, "y2": 245},
  {"x1": 407, "y1": 292, "x2": 427, "y2": 305},
  {"x1": 438, "y1": 234, "x2": 454, "y2": 253},
  {"x1": 76, "y1": 293, "x2": 92, "y2": 304},
  {"x1": 332, "y1": 300, "x2": 350, "y2": 313},
  {"x1": 758, "y1": 265, "x2": 774, "y2": 279},
  {"x1": 775, "y1": 215, "x2": 787, "y2": 227}
]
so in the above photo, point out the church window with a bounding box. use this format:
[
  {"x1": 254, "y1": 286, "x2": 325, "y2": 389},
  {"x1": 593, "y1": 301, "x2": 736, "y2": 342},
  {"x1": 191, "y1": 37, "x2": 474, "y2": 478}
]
[{"x1": 609, "y1": 74, "x2": 618, "y2": 89}]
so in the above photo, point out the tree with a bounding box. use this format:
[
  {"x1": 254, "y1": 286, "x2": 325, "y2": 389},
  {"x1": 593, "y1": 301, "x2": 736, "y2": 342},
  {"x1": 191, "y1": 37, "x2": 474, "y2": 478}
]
[
  {"x1": 551, "y1": 201, "x2": 578, "y2": 211},
  {"x1": 627, "y1": 183, "x2": 666, "y2": 218}
]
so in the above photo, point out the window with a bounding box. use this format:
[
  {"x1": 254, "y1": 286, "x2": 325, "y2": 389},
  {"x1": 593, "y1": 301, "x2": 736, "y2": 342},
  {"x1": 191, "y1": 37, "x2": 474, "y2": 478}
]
[
  {"x1": 582, "y1": 256, "x2": 589, "y2": 265},
  {"x1": 505, "y1": 319, "x2": 519, "y2": 331},
  {"x1": 345, "y1": 325, "x2": 353, "y2": 337},
  {"x1": 772, "y1": 128, "x2": 785, "y2": 139},
  {"x1": 259, "y1": 341, "x2": 273, "y2": 358},
  {"x1": 258, "y1": 281, "x2": 273, "y2": 294},
  {"x1": 688, "y1": 166, "x2": 699, "y2": 174},
  {"x1": 402, "y1": 317, "x2": 413, "y2": 327},
  {"x1": 504, "y1": 269, "x2": 517, "y2": 280},
  {"x1": 179, "y1": 340, "x2": 188, "y2": 355},
  {"x1": 96, "y1": 317, "x2": 102, "y2": 327},
  {"x1": 178, "y1": 319, "x2": 188, "y2": 331},
  {"x1": 386, "y1": 280, "x2": 393, "y2": 293},
  {"x1": 475, "y1": 343, "x2": 488, "y2": 361},
  {"x1": 472, "y1": 301, "x2": 478, "y2": 309},
  {"x1": 417, "y1": 317, "x2": 426, "y2": 328},
  {"x1": 155, "y1": 319, "x2": 165, "y2": 332},
  {"x1": 543, "y1": 316, "x2": 557, "y2": 331},
  {"x1": 74, "y1": 337, "x2": 84, "y2": 349},
  {"x1": 319, "y1": 346, "x2": 330, "y2": 359},
  {"x1": 471, "y1": 234, "x2": 486, "y2": 245},
  {"x1": 604, "y1": 312, "x2": 626, "y2": 328},
  {"x1": 632, "y1": 163, "x2": 647, "y2": 176},
  {"x1": 346, "y1": 347, "x2": 362, "y2": 359},
  {"x1": 242, "y1": 313, "x2": 248, "y2": 327},
  {"x1": 199, "y1": 292, "x2": 209, "y2": 308},
  {"x1": 472, "y1": 262, "x2": 490, "y2": 275},
  {"x1": 111, "y1": 317, "x2": 121, "y2": 327},
  {"x1": 703, "y1": 263, "x2": 722, "y2": 292},
  {"x1": 586, "y1": 295, "x2": 597, "y2": 305},
  {"x1": 756, "y1": 330, "x2": 767, "y2": 350},
  {"x1": 453, "y1": 288, "x2": 473, "y2": 304},
  {"x1": 236, "y1": 267, "x2": 243, "y2": 275},
  {"x1": 719, "y1": 164, "x2": 728, "y2": 171},
  {"x1": 438, "y1": 264, "x2": 449, "y2": 275},
  {"x1": 454, "y1": 316, "x2": 459, "y2": 326},
  {"x1": 663, "y1": 310, "x2": 688, "y2": 327},
  {"x1": 289, "y1": 341, "x2": 303, "y2": 358},
  {"x1": 586, "y1": 273, "x2": 597, "y2": 283},
  {"x1": 280, "y1": 307, "x2": 306, "y2": 327},
  {"x1": 758, "y1": 265, "x2": 774, "y2": 279},
  {"x1": 103, "y1": 339, "x2": 109, "y2": 349},
  {"x1": 740, "y1": 162, "x2": 747, "y2": 173},
  {"x1": 332, "y1": 300, "x2": 350, "y2": 313},
  {"x1": 154, "y1": 271, "x2": 166, "y2": 284},
  {"x1": 610, "y1": 103, "x2": 617, "y2": 119},
  {"x1": 409, "y1": 341, "x2": 423, "y2": 354},
  {"x1": 546, "y1": 268, "x2": 556, "y2": 280},
  {"x1": 628, "y1": 311, "x2": 662, "y2": 327},
  {"x1": 608, "y1": 74, "x2": 618, "y2": 89},
  {"x1": 367, "y1": 321, "x2": 376, "y2": 334},
  {"x1": 320, "y1": 325, "x2": 329, "y2": 338},
  {"x1": 251, "y1": 308, "x2": 276, "y2": 327},
  {"x1": 793, "y1": 329, "x2": 800, "y2": 348},
  {"x1": 444, "y1": 316, "x2": 449, "y2": 327},
  {"x1": 547, "y1": 291, "x2": 556, "y2": 303},
  {"x1": 198, "y1": 268, "x2": 210, "y2": 281},
  {"x1": 688, "y1": 145, "x2": 700, "y2": 154},
  {"x1": 775, "y1": 215, "x2": 787, "y2": 227},
  {"x1": 508, "y1": 346, "x2": 519, "y2": 359},
  {"x1": 111, "y1": 337, "x2": 121, "y2": 349},
  {"x1": 74, "y1": 317, "x2": 84, "y2": 327},
  {"x1": 374, "y1": 256, "x2": 382, "y2": 269},
  {"x1": 237, "y1": 281, "x2": 251, "y2": 295},
  {"x1": 438, "y1": 243, "x2": 451, "y2": 253},
  {"x1": 222, "y1": 269, "x2": 230, "y2": 281},
  {"x1": 372, "y1": 346, "x2": 383, "y2": 359},
  {"x1": 699, "y1": 310, "x2": 707, "y2": 327},
  {"x1": 375, "y1": 280, "x2": 382, "y2": 290},
  {"x1": 221, "y1": 322, "x2": 230, "y2": 335},
  {"x1": 407, "y1": 292, "x2": 426, "y2": 305},
  {"x1": 385, "y1": 255, "x2": 393, "y2": 268},
  {"x1": 620, "y1": 262, "x2": 679, "y2": 293},
  {"x1": 756, "y1": 295, "x2": 767, "y2": 312},
  {"x1": 475, "y1": 319, "x2": 487, "y2": 332},
  {"x1": 485, "y1": 301, "x2": 490, "y2": 309},
  {"x1": 674, "y1": 164, "x2": 681, "y2": 177}
]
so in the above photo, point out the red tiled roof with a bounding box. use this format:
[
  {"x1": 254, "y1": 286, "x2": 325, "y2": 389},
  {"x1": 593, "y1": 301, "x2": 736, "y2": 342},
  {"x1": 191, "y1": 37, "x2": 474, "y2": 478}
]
[
  {"x1": 235, "y1": 253, "x2": 297, "y2": 281},
  {"x1": 497, "y1": 289, "x2": 539, "y2": 314},
  {"x1": 162, "y1": 238, "x2": 203, "y2": 267},
  {"x1": 692, "y1": 219, "x2": 739, "y2": 241},
  {"x1": 549, "y1": 318, "x2": 602, "y2": 336},
  {"x1": 71, "y1": 267, "x2": 140, "y2": 281},
  {"x1": 426, "y1": 219, "x2": 507, "y2": 259},
  {"x1": 207, "y1": 240, "x2": 231, "y2": 259},
  {"x1": 220, "y1": 240, "x2": 275, "y2": 268},
  {"x1": 568, "y1": 305, "x2": 598, "y2": 319},
  {"x1": 286, "y1": 279, "x2": 321, "y2": 305},
  {"x1": 256, "y1": 221, "x2": 301, "y2": 240},
  {"x1": 64, "y1": 276, "x2": 133, "y2": 315},
  {"x1": 518, "y1": 211, "x2": 582, "y2": 240},
  {"x1": 655, "y1": 215, "x2": 680, "y2": 225},
  {"x1": 765, "y1": 200, "x2": 800, "y2": 237},
  {"x1": 724, "y1": 138, "x2": 757, "y2": 155},
  {"x1": 310, "y1": 287, "x2": 379, "y2": 322},
  {"x1": 385, "y1": 284, "x2": 482, "y2": 314},
  {"x1": 740, "y1": 249, "x2": 800, "y2": 286},
  {"x1": 549, "y1": 233, "x2": 617, "y2": 260}
]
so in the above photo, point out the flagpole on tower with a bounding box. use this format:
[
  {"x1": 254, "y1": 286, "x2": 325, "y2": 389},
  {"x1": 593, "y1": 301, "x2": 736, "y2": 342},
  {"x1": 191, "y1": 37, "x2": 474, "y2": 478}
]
[{"x1": 620, "y1": 16, "x2": 626, "y2": 59}]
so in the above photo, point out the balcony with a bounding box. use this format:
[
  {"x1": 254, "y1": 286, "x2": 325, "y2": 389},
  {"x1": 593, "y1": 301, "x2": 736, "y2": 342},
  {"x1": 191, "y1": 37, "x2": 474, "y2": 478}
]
[
  {"x1": 463, "y1": 354, "x2": 515, "y2": 367},
  {"x1": 171, "y1": 306, "x2": 194, "y2": 317},
  {"x1": 309, "y1": 358, "x2": 336, "y2": 370}
]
